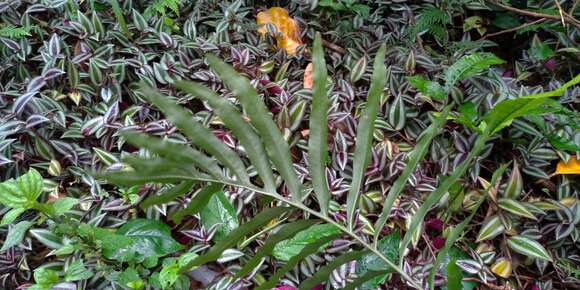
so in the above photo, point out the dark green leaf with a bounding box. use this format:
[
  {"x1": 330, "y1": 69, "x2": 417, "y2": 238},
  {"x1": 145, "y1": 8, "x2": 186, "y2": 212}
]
[
  {"x1": 273, "y1": 223, "x2": 341, "y2": 261},
  {"x1": 171, "y1": 183, "x2": 223, "y2": 224},
  {"x1": 199, "y1": 191, "x2": 239, "y2": 241},
  {"x1": 309, "y1": 32, "x2": 331, "y2": 215}
]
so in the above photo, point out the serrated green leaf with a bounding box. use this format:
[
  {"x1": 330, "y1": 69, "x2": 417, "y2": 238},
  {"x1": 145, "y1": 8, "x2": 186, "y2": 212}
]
[
  {"x1": 407, "y1": 75, "x2": 446, "y2": 101},
  {"x1": 0, "y1": 168, "x2": 43, "y2": 208},
  {"x1": 65, "y1": 260, "x2": 94, "y2": 282}
]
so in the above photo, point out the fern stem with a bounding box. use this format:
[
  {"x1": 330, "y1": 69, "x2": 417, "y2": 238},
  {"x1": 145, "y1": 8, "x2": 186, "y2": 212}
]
[{"x1": 149, "y1": 174, "x2": 423, "y2": 289}]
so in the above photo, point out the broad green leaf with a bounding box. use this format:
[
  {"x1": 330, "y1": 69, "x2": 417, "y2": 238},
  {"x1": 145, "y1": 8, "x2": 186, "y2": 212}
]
[
  {"x1": 200, "y1": 191, "x2": 238, "y2": 242},
  {"x1": 64, "y1": 260, "x2": 94, "y2": 282},
  {"x1": 179, "y1": 207, "x2": 291, "y2": 272},
  {"x1": 36, "y1": 197, "x2": 78, "y2": 216},
  {"x1": 482, "y1": 73, "x2": 580, "y2": 135},
  {"x1": 256, "y1": 233, "x2": 341, "y2": 290},
  {"x1": 299, "y1": 250, "x2": 367, "y2": 290},
  {"x1": 141, "y1": 181, "x2": 196, "y2": 209},
  {"x1": 171, "y1": 183, "x2": 223, "y2": 224},
  {"x1": 273, "y1": 223, "x2": 341, "y2": 261},
  {"x1": 309, "y1": 32, "x2": 331, "y2": 215},
  {"x1": 174, "y1": 81, "x2": 277, "y2": 193},
  {"x1": 206, "y1": 54, "x2": 302, "y2": 201},
  {"x1": 139, "y1": 84, "x2": 250, "y2": 185},
  {"x1": 0, "y1": 168, "x2": 43, "y2": 208},
  {"x1": 355, "y1": 232, "x2": 400, "y2": 289},
  {"x1": 503, "y1": 162, "x2": 522, "y2": 199},
  {"x1": 104, "y1": 219, "x2": 183, "y2": 262},
  {"x1": 158, "y1": 253, "x2": 197, "y2": 289},
  {"x1": 476, "y1": 215, "x2": 505, "y2": 242},
  {"x1": 447, "y1": 256, "x2": 462, "y2": 290},
  {"x1": 235, "y1": 219, "x2": 320, "y2": 280},
  {"x1": 507, "y1": 235, "x2": 552, "y2": 261},
  {"x1": 407, "y1": 75, "x2": 446, "y2": 101},
  {"x1": 347, "y1": 44, "x2": 386, "y2": 229},
  {"x1": 0, "y1": 220, "x2": 33, "y2": 252},
  {"x1": 1, "y1": 208, "x2": 26, "y2": 226},
  {"x1": 455, "y1": 102, "x2": 479, "y2": 131},
  {"x1": 444, "y1": 53, "x2": 504, "y2": 89},
  {"x1": 374, "y1": 105, "x2": 451, "y2": 242},
  {"x1": 498, "y1": 198, "x2": 536, "y2": 219}
]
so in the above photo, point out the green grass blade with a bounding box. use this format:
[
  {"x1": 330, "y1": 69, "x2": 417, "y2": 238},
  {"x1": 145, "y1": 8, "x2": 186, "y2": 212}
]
[
  {"x1": 171, "y1": 183, "x2": 223, "y2": 224},
  {"x1": 234, "y1": 219, "x2": 320, "y2": 280},
  {"x1": 174, "y1": 80, "x2": 277, "y2": 193},
  {"x1": 205, "y1": 54, "x2": 302, "y2": 202},
  {"x1": 140, "y1": 181, "x2": 195, "y2": 209},
  {"x1": 122, "y1": 131, "x2": 222, "y2": 178},
  {"x1": 346, "y1": 44, "x2": 387, "y2": 229},
  {"x1": 255, "y1": 233, "x2": 342, "y2": 290},
  {"x1": 139, "y1": 83, "x2": 251, "y2": 185},
  {"x1": 399, "y1": 134, "x2": 489, "y2": 261},
  {"x1": 110, "y1": 0, "x2": 129, "y2": 35},
  {"x1": 299, "y1": 250, "x2": 367, "y2": 290},
  {"x1": 342, "y1": 270, "x2": 390, "y2": 290},
  {"x1": 374, "y1": 105, "x2": 452, "y2": 243},
  {"x1": 178, "y1": 207, "x2": 291, "y2": 273},
  {"x1": 309, "y1": 32, "x2": 331, "y2": 215}
]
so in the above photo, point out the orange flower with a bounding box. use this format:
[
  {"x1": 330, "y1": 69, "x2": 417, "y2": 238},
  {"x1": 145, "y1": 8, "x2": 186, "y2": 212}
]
[
  {"x1": 555, "y1": 156, "x2": 580, "y2": 175},
  {"x1": 257, "y1": 7, "x2": 303, "y2": 55}
]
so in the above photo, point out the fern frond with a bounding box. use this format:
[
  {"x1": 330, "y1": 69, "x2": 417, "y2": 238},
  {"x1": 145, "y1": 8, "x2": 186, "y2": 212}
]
[
  {"x1": 410, "y1": 6, "x2": 449, "y2": 42},
  {"x1": 444, "y1": 52, "x2": 505, "y2": 89},
  {"x1": 0, "y1": 24, "x2": 33, "y2": 39},
  {"x1": 145, "y1": 0, "x2": 181, "y2": 17}
]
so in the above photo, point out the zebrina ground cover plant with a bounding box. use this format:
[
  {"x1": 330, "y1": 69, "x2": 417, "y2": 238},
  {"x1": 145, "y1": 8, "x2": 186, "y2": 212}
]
[{"x1": 0, "y1": 0, "x2": 579, "y2": 289}]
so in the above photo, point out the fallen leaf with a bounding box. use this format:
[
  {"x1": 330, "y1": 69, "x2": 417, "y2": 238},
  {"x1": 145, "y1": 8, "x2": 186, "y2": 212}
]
[
  {"x1": 303, "y1": 63, "x2": 313, "y2": 89},
  {"x1": 257, "y1": 7, "x2": 303, "y2": 55},
  {"x1": 555, "y1": 156, "x2": 580, "y2": 174},
  {"x1": 491, "y1": 258, "x2": 512, "y2": 278}
]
